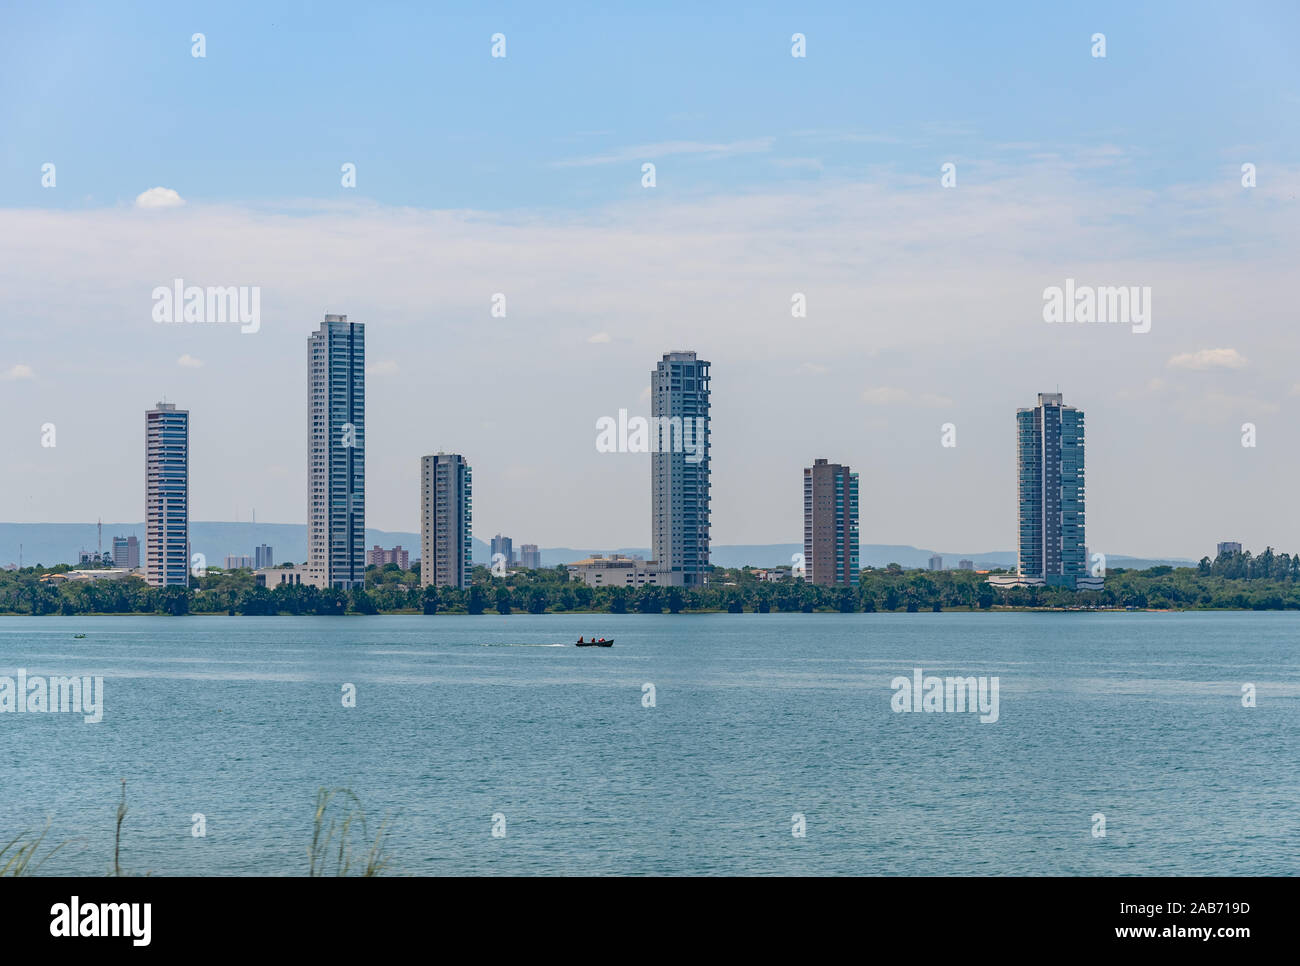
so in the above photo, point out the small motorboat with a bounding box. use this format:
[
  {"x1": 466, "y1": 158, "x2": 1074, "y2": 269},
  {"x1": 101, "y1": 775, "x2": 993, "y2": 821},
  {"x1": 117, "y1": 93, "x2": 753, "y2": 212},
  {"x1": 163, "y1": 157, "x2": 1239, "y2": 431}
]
[
  {"x1": 575, "y1": 638, "x2": 614, "y2": 648},
  {"x1": 73, "y1": 634, "x2": 86, "y2": 639}
]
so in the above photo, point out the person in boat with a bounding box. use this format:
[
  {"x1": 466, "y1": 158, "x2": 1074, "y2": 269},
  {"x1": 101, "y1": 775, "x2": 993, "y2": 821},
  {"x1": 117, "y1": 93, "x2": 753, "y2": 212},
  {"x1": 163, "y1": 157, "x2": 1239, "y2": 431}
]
[{"x1": 577, "y1": 636, "x2": 584, "y2": 643}]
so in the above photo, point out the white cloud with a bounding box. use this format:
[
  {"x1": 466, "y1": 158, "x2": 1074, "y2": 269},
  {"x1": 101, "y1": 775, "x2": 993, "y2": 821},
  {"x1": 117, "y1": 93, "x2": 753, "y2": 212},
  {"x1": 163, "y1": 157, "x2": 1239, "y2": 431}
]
[
  {"x1": 176, "y1": 354, "x2": 204, "y2": 368},
  {"x1": 0, "y1": 363, "x2": 35, "y2": 381},
  {"x1": 587, "y1": 332, "x2": 612, "y2": 344},
  {"x1": 554, "y1": 137, "x2": 775, "y2": 168},
  {"x1": 862, "y1": 387, "x2": 953, "y2": 408},
  {"x1": 135, "y1": 187, "x2": 185, "y2": 209},
  {"x1": 797, "y1": 362, "x2": 830, "y2": 375},
  {"x1": 366, "y1": 360, "x2": 399, "y2": 376},
  {"x1": 1167, "y1": 348, "x2": 1248, "y2": 370},
  {"x1": 3, "y1": 160, "x2": 1299, "y2": 554}
]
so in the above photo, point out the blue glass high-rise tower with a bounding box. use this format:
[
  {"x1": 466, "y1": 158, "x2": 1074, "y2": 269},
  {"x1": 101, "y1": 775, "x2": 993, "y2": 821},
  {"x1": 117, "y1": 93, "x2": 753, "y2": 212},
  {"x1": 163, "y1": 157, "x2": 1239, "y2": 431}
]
[
  {"x1": 1016, "y1": 392, "x2": 1086, "y2": 587},
  {"x1": 650, "y1": 351, "x2": 711, "y2": 587}
]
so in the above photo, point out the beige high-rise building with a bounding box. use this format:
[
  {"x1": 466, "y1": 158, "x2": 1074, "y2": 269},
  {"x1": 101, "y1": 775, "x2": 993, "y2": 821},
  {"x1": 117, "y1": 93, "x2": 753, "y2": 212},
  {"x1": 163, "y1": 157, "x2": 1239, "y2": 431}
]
[{"x1": 802, "y1": 459, "x2": 859, "y2": 586}]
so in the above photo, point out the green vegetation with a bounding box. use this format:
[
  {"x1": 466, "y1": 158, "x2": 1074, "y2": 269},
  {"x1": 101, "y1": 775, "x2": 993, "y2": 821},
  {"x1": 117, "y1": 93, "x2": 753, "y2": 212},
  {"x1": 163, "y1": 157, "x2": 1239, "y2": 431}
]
[
  {"x1": 308, "y1": 788, "x2": 392, "y2": 877},
  {"x1": 3, "y1": 782, "x2": 392, "y2": 876},
  {"x1": 0, "y1": 821, "x2": 64, "y2": 876},
  {"x1": 3, "y1": 549, "x2": 1299, "y2": 615}
]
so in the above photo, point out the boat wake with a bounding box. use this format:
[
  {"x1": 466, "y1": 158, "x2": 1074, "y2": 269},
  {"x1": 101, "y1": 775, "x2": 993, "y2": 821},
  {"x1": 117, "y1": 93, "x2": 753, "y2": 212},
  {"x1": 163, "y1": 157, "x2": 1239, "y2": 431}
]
[{"x1": 478, "y1": 642, "x2": 566, "y2": 647}]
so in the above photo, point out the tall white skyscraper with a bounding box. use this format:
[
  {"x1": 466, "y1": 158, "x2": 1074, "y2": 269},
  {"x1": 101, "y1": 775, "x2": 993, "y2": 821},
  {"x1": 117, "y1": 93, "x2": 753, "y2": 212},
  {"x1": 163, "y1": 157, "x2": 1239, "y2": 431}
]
[
  {"x1": 144, "y1": 401, "x2": 189, "y2": 587},
  {"x1": 307, "y1": 314, "x2": 366, "y2": 589},
  {"x1": 650, "y1": 351, "x2": 711, "y2": 586},
  {"x1": 421, "y1": 453, "x2": 472, "y2": 589}
]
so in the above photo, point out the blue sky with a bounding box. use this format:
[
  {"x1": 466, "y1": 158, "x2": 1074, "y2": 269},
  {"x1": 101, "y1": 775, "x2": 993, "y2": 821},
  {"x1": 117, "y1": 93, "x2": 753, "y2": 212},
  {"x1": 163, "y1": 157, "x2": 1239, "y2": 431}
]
[
  {"x1": 1, "y1": 2, "x2": 1298, "y2": 559},
  {"x1": 4, "y1": 1, "x2": 1297, "y2": 210}
]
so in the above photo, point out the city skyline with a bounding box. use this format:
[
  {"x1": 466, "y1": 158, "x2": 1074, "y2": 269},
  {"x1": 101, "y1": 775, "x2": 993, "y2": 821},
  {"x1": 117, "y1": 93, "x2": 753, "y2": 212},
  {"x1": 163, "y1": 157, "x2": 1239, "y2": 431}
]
[
  {"x1": 3, "y1": 0, "x2": 1297, "y2": 904},
  {"x1": 5, "y1": 353, "x2": 1285, "y2": 571},
  {"x1": 3, "y1": 6, "x2": 1298, "y2": 560}
]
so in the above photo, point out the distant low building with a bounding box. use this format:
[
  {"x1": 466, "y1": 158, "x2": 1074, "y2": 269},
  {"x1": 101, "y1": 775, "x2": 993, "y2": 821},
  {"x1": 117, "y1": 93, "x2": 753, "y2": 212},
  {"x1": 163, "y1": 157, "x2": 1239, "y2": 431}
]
[
  {"x1": 567, "y1": 554, "x2": 666, "y2": 587},
  {"x1": 255, "y1": 565, "x2": 310, "y2": 589},
  {"x1": 987, "y1": 574, "x2": 1039, "y2": 589},
  {"x1": 112, "y1": 536, "x2": 141, "y2": 569},
  {"x1": 1216, "y1": 541, "x2": 1242, "y2": 557},
  {"x1": 928, "y1": 555, "x2": 943, "y2": 571},
  {"x1": 987, "y1": 573, "x2": 1103, "y2": 591},
  {"x1": 519, "y1": 544, "x2": 542, "y2": 569},
  {"x1": 958, "y1": 559, "x2": 974, "y2": 570},
  {"x1": 42, "y1": 568, "x2": 134, "y2": 583},
  {"x1": 368, "y1": 545, "x2": 410, "y2": 569},
  {"x1": 224, "y1": 555, "x2": 254, "y2": 570},
  {"x1": 254, "y1": 544, "x2": 275, "y2": 569},
  {"x1": 490, "y1": 534, "x2": 515, "y2": 567}
]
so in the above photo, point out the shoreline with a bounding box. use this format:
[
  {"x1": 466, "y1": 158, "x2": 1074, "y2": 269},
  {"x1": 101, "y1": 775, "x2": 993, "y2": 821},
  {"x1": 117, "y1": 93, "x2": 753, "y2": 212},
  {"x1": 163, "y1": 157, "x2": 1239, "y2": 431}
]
[{"x1": 0, "y1": 606, "x2": 1290, "y2": 617}]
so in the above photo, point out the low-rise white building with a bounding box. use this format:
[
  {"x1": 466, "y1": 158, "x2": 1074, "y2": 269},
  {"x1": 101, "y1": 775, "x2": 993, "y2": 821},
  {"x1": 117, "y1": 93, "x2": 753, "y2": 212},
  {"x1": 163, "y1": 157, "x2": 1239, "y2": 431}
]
[
  {"x1": 40, "y1": 568, "x2": 137, "y2": 583},
  {"x1": 567, "y1": 554, "x2": 667, "y2": 587},
  {"x1": 255, "y1": 565, "x2": 310, "y2": 589},
  {"x1": 986, "y1": 573, "x2": 1104, "y2": 591}
]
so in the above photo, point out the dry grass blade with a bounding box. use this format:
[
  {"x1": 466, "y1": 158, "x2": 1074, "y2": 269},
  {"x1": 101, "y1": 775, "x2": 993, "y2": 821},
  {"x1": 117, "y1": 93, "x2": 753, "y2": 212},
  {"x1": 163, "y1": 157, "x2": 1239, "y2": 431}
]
[
  {"x1": 308, "y1": 787, "x2": 392, "y2": 876},
  {"x1": 1, "y1": 821, "x2": 67, "y2": 876}
]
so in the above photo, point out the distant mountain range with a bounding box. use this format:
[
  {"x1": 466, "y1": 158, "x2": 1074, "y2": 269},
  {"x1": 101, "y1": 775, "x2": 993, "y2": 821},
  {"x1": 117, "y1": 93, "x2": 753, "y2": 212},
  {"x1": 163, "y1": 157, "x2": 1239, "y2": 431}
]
[{"x1": 0, "y1": 522, "x2": 1197, "y2": 572}]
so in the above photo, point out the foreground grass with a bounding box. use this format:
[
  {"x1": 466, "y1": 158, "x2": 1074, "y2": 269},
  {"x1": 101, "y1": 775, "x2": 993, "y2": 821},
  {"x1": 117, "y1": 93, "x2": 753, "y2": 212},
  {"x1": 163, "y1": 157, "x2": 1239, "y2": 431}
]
[{"x1": 3, "y1": 782, "x2": 392, "y2": 876}]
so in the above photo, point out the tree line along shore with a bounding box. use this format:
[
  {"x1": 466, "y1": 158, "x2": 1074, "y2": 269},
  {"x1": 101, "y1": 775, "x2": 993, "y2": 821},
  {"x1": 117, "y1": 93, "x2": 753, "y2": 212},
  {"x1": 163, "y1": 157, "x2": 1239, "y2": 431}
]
[{"x1": 3, "y1": 550, "x2": 1299, "y2": 615}]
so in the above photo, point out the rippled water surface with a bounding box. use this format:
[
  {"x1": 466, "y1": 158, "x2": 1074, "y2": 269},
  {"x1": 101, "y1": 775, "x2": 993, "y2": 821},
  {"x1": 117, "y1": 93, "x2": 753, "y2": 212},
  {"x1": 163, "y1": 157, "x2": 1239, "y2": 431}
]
[{"x1": 0, "y1": 612, "x2": 1295, "y2": 875}]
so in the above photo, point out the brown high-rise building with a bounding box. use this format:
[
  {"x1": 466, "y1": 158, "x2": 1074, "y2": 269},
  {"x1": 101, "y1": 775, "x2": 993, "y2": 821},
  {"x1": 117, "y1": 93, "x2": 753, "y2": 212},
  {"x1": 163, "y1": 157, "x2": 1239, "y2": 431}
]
[{"x1": 802, "y1": 459, "x2": 859, "y2": 586}]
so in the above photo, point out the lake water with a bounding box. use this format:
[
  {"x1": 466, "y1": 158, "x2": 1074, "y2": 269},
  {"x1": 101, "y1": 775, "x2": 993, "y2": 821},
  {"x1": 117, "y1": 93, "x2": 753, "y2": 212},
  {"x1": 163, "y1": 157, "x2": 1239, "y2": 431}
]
[{"x1": 0, "y1": 612, "x2": 1296, "y2": 876}]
